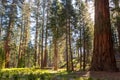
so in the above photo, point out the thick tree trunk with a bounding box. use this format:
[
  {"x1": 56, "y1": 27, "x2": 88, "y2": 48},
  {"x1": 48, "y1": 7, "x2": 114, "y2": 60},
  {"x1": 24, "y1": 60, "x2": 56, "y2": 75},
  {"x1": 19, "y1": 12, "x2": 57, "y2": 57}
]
[
  {"x1": 4, "y1": 1, "x2": 16, "y2": 67},
  {"x1": 91, "y1": 0, "x2": 118, "y2": 71},
  {"x1": 2, "y1": 0, "x2": 10, "y2": 68},
  {"x1": 4, "y1": 16, "x2": 13, "y2": 68},
  {"x1": 53, "y1": 39, "x2": 58, "y2": 70},
  {"x1": 4, "y1": 40, "x2": 10, "y2": 68},
  {"x1": 20, "y1": 3, "x2": 30, "y2": 67}
]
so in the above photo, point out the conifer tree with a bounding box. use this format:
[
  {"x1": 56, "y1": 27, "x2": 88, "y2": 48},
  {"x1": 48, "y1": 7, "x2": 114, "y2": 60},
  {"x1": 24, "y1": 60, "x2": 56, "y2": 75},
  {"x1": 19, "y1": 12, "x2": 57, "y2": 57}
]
[{"x1": 91, "y1": 0, "x2": 117, "y2": 71}]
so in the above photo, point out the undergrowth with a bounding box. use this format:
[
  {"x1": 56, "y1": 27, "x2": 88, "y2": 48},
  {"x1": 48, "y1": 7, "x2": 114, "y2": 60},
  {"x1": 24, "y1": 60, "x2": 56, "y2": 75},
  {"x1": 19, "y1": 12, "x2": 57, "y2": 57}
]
[{"x1": 0, "y1": 68, "x2": 101, "y2": 80}]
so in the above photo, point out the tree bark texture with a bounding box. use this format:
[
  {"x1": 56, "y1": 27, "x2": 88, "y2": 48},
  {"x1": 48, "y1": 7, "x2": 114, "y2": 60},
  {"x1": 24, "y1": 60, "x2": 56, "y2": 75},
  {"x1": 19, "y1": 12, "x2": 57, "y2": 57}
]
[
  {"x1": 35, "y1": 15, "x2": 39, "y2": 66},
  {"x1": 43, "y1": 26, "x2": 48, "y2": 67},
  {"x1": 41, "y1": 0, "x2": 45, "y2": 69},
  {"x1": 68, "y1": 18, "x2": 74, "y2": 71},
  {"x1": 53, "y1": 39, "x2": 58, "y2": 70},
  {"x1": 91, "y1": 0, "x2": 118, "y2": 71}
]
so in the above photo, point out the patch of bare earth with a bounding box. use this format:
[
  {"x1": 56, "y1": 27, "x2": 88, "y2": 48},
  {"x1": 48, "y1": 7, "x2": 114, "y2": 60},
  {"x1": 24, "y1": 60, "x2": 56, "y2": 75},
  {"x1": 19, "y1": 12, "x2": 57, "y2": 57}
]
[{"x1": 74, "y1": 71, "x2": 120, "y2": 80}]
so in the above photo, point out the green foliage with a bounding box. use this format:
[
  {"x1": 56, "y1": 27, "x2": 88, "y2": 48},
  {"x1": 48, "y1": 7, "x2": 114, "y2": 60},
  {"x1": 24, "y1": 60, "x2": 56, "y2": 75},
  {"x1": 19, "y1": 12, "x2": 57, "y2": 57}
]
[
  {"x1": 0, "y1": 68, "x2": 54, "y2": 80},
  {"x1": 0, "y1": 68, "x2": 111, "y2": 80},
  {"x1": 75, "y1": 1, "x2": 93, "y2": 48},
  {"x1": 17, "y1": 58, "x2": 25, "y2": 68},
  {"x1": 49, "y1": 0, "x2": 66, "y2": 40}
]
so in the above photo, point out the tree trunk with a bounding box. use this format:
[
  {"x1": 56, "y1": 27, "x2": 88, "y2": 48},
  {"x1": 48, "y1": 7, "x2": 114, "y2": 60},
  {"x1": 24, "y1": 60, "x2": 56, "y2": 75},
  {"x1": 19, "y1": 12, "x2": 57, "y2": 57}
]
[
  {"x1": 80, "y1": 48, "x2": 82, "y2": 70},
  {"x1": 79, "y1": 27, "x2": 82, "y2": 70},
  {"x1": 83, "y1": 25, "x2": 86, "y2": 71},
  {"x1": 35, "y1": 15, "x2": 39, "y2": 67},
  {"x1": 4, "y1": 16, "x2": 14, "y2": 68},
  {"x1": 43, "y1": 2, "x2": 49, "y2": 67},
  {"x1": 4, "y1": 1, "x2": 15, "y2": 67},
  {"x1": 68, "y1": 18, "x2": 74, "y2": 71},
  {"x1": 53, "y1": 38, "x2": 58, "y2": 70},
  {"x1": 41, "y1": 0, "x2": 45, "y2": 69},
  {"x1": 91, "y1": 0, "x2": 118, "y2": 71},
  {"x1": 41, "y1": 20, "x2": 44, "y2": 69},
  {"x1": 43, "y1": 26, "x2": 48, "y2": 67},
  {"x1": 66, "y1": 19, "x2": 69, "y2": 71},
  {"x1": 38, "y1": 33, "x2": 41, "y2": 66},
  {"x1": 18, "y1": 25, "x2": 23, "y2": 67}
]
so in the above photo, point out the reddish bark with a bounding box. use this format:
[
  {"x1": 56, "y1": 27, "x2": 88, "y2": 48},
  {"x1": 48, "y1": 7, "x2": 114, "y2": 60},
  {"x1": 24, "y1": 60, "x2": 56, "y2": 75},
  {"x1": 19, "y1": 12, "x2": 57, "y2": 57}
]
[{"x1": 91, "y1": 0, "x2": 118, "y2": 71}]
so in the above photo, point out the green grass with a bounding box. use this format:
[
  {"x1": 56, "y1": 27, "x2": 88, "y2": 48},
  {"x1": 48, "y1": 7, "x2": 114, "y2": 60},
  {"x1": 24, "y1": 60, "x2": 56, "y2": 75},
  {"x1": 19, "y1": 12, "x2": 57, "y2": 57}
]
[{"x1": 0, "y1": 68, "x2": 101, "y2": 80}]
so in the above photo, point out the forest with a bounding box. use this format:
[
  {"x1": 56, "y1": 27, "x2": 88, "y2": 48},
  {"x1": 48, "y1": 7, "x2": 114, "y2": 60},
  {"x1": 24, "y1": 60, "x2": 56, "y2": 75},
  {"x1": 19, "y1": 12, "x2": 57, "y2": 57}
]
[{"x1": 0, "y1": 0, "x2": 120, "y2": 80}]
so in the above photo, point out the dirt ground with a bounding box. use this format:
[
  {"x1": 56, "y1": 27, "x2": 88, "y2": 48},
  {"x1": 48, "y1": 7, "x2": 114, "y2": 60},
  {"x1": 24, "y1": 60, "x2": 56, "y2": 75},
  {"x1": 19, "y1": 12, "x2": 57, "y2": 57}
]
[{"x1": 74, "y1": 71, "x2": 120, "y2": 80}]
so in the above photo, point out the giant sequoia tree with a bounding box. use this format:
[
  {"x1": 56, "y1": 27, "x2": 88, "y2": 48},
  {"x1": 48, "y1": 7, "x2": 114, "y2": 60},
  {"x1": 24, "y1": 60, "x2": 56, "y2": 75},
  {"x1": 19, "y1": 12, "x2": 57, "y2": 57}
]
[
  {"x1": 3, "y1": 0, "x2": 17, "y2": 68},
  {"x1": 91, "y1": 0, "x2": 118, "y2": 71}
]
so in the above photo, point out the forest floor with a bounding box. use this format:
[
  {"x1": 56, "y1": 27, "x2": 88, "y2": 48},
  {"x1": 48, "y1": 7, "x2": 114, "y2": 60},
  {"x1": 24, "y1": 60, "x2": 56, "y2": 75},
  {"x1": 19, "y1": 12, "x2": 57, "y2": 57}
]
[
  {"x1": 58, "y1": 71, "x2": 120, "y2": 80},
  {"x1": 0, "y1": 68, "x2": 120, "y2": 80}
]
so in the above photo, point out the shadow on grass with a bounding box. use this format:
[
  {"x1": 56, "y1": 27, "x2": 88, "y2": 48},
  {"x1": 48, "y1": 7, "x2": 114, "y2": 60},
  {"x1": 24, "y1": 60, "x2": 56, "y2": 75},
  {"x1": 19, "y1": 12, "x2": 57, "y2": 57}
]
[{"x1": 0, "y1": 68, "x2": 120, "y2": 80}]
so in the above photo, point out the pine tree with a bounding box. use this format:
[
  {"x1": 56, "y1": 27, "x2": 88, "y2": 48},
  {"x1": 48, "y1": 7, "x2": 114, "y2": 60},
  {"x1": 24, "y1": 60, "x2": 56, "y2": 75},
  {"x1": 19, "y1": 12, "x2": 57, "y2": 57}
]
[
  {"x1": 2, "y1": 0, "x2": 17, "y2": 68},
  {"x1": 49, "y1": 0, "x2": 67, "y2": 70},
  {"x1": 34, "y1": 0, "x2": 40, "y2": 67},
  {"x1": 18, "y1": 2, "x2": 30, "y2": 67}
]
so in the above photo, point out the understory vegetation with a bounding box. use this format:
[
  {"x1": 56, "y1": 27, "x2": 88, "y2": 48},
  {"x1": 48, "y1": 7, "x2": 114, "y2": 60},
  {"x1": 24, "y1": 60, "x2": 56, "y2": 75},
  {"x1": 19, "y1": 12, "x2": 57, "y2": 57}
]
[{"x1": 0, "y1": 68, "x2": 115, "y2": 80}]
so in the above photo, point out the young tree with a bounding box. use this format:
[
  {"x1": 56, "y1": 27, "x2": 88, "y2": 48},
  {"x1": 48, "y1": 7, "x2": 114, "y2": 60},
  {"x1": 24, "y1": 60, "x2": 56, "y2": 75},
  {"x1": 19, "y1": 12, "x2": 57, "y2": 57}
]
[
  {"x1": 41, "y1": 0, "x2": 46, "y2": 69},
  {"x1": 34, "y1": 0, "x2": 40, "y2": 67},
  {"x1": 43, "y1": 0, "x2": 51, "y2": 68},
  {"x1": 65, "y1": 0, "x2": 76, "y2": 71},
  {"x1": 75, "y1": 0, "x2": 93, "y2": 71},
  {"x1": 49, "y1": 0, "x2": 67, "y2": 70}
]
